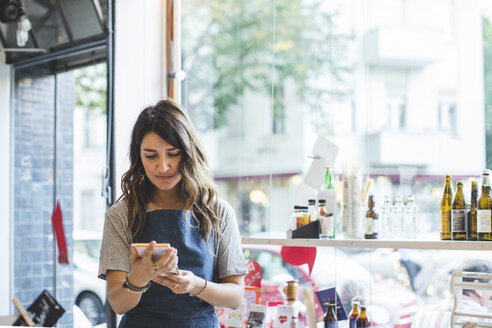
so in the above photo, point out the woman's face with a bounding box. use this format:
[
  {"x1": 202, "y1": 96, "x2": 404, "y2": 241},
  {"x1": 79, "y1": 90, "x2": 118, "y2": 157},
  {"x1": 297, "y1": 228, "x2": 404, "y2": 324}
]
[{"x1": 140, "y1": 132, "x2": 183, "y2": 192}]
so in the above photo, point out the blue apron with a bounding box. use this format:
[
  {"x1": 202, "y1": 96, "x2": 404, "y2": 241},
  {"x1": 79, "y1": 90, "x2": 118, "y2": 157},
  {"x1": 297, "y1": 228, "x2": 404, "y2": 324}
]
[{"x1": 119, "y1": 209, "x2": 219, "y2": 328}]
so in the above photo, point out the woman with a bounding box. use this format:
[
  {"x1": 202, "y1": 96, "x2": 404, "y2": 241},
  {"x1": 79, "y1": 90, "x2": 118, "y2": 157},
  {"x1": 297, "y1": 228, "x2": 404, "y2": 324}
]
[{"x1": 98, "y1": 99, "x2": 247, "y2": 327}]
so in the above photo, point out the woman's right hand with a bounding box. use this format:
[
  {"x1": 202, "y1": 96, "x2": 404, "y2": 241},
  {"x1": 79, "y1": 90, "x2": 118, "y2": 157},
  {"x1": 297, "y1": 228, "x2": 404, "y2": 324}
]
[{"x1": 127, "y1": 241, "x2": 179, "y2": 287}]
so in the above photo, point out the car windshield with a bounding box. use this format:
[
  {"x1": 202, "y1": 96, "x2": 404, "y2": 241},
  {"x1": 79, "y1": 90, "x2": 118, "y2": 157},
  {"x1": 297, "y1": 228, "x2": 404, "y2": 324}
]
[
  {"x1": 243, "y1": 248, "x2": 310, "y2": 286},
  {"x1": 74, "y1": 239, "x2": 102, "y2": 260}
]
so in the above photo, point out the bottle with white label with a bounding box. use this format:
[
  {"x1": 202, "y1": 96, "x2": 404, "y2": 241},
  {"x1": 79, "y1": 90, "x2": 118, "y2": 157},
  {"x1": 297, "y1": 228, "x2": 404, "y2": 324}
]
[
  {"x1": 478, "y1": 170, "x2": 492, "y2": 241},
  {"x1": 364, "y1": 194, "x2": 378, "y2": 239},
  {"x1": 451, "y1": 181, "x2": 466, "y2": 240}
]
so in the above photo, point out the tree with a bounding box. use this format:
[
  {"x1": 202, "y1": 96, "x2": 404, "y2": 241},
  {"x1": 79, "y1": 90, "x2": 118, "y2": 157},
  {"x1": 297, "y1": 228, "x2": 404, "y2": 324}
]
[
  {"x1": 182, "y1": 0, "x2": 353, "y2": 132},
  {"x1": 75, "y1": 63, "x2": 107, "y2": 114}
]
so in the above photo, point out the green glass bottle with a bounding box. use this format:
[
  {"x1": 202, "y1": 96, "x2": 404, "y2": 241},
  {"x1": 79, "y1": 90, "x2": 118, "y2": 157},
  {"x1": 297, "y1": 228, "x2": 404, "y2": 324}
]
[{"x1": 322, "y1": 167, "x2": 334, "y2": 190}]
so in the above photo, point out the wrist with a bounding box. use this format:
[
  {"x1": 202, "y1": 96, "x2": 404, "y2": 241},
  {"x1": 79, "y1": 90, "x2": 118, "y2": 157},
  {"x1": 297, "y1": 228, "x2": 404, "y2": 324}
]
[
  {"x1": 123, "y1": 275, "x2": 151, "y2": 294},
  {"x1": 193, "y1": 278, "x2": 208, "y2": 296},
  {"x1": 127, "y1": 272, "x2": 149, "y2": 288}
]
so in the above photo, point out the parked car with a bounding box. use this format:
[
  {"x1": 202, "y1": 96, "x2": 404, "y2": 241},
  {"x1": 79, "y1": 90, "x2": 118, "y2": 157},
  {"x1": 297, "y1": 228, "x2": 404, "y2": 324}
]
[
  {"x1": 242, "y1": 245, "x2": 422, "y2": 328},
  {"x1": 346, "y1": 248, "x2": 416, "y2": 290},
  {"x1": 73, "y1": 229, "x2": 106, "y2": 326},
  {"x1": 394, "y1": 248, "x2": 492, "y2": 304}
]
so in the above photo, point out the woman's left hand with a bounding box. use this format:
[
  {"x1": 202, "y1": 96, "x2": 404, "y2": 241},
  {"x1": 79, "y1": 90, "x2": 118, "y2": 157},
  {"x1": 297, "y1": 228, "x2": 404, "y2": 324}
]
[{"x1": 152, "y1": 270, "x2": 204, "y2": 295}]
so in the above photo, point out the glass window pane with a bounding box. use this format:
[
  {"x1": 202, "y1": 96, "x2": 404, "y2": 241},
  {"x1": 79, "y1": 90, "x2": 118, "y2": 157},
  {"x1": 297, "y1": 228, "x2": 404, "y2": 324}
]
[
  {"x1": 183, "y1": 0, "x2": 492, "y2": 326},
  {"x1": 58, "y1": 0, "x2": 105, "y2": 41}
]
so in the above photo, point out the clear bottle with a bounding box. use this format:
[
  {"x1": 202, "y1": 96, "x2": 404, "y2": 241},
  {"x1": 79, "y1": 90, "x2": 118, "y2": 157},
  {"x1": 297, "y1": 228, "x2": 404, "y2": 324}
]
[
  {"x1": 323, "y1": 303, "x2": 337, "y2": 328},
  {"x1": 451, "y1": 181, "x2": 467, "y2": 240},
  {"x1": 308, "y1": 199, "x2": 317, "y2": 223},
  {"x1": 392, "y1": 195, "x2": 404, "y2": 238},
  {"x1": 441, "y1": 174, "x2": 453, "y2": 240},
  {"x1": 318, "y1": 199, "x2": 328, "y2": 218},
  {"x1": 478, "y1": 170, "x2": 492, "y2": 241},
  {"x1": 379, "y1": 195, "x2": 392, "y2": 239},
  {"x1": 364, "y1": 194, "x2": 378, "y2": 239},
  {"x1": 318, "y1": 199, "x2": 334, "y2": 239},
  {"x1": 290, "y1": 206, "x2": 301, "y2": 231},
  {"x1": 404, "y1": 194, "x2": 418, "y2": 239},
  {"x1": 467, "y1": 180, "x2": 478, "y2": 240}
]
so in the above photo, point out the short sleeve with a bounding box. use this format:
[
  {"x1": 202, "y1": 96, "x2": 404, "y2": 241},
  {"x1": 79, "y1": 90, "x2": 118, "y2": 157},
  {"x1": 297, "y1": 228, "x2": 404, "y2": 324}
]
[
  {"x1": 98, "y1": 201, "x2": 132, "y2": 280},
  {"x1": 215, "y1": 199, "x2": 247, "y2": 280}
]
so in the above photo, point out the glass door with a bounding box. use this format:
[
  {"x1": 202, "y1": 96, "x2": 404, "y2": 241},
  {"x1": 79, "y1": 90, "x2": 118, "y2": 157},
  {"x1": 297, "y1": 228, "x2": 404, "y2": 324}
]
[{"x1": 12, "y1": 61, "x2": 108, "y2": 328}]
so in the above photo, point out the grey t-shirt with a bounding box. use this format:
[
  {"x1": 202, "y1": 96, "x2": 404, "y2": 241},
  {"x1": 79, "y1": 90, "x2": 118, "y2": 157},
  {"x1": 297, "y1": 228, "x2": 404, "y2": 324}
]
[{"x1": 98, "y1": 198, "x2": 247, "y2": 281}]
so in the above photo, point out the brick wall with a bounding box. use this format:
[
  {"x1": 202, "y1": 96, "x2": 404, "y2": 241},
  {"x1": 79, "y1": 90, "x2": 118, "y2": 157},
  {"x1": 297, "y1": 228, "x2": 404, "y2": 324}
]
[{"x1": 13, "y1": 67, "x2": 74, "y2": 327}]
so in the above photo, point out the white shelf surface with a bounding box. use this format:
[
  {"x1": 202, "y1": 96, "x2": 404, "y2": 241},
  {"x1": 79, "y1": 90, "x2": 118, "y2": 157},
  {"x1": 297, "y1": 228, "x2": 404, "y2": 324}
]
[{"x1": 241, "y1": 237, "x2": 492, "y2": 251}]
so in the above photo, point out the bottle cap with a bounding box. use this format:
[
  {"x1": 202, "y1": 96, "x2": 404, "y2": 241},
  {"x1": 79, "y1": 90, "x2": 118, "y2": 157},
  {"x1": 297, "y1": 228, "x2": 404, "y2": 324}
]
[{"x1": 308, "y1": 199, "x2": 316, "y2": 205}]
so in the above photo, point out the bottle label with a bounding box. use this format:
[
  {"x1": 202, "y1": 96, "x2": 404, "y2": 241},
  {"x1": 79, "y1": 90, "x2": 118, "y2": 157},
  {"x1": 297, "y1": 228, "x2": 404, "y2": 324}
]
[
  {"x1": 365, "y1": 217, "x2": 373, "y2": 234},
  {"x1": 477, "y1": 210, "x2": 492, "y2": 233},
  {"x1": 325, "y1": 322, "x2": 338, "y2": 328},
  {"x1": 349, "y1": 320, "x2": 357, "y2": 328},
  {"x1": 372, "y1": 219, "x2": 379, "y2": 233},
  {"x1": 301, "y1": 214, "x2": 310, "y2": 226},
  {"x1": 451, "y1": 210, "x2": 465, "y2": 232},
  {"x1": 440, "y1": 210, "x2": 451, "y2": 233}
]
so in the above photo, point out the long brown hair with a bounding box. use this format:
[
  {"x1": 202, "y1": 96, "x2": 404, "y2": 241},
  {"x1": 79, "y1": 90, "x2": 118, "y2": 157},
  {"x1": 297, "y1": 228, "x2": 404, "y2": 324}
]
[{"x1": 118, "y1": 99, "x2": 221, "y2": 245}]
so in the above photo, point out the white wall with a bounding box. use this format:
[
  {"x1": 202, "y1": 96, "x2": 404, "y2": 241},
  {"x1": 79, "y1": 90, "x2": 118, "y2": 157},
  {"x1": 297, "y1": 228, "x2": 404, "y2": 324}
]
[
  {"x1": 114, "y1": 0, "x2": 167, "y2": 198},
  {"x1": 0, "y1": 63, "x2": 11, "y2": 314}
]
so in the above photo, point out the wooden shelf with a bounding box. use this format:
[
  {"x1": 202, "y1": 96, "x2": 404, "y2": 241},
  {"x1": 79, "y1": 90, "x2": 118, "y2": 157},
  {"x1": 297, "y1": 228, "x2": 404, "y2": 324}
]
[{"x1": 241, "y1": 237, "x2": 492, "y2": 251}]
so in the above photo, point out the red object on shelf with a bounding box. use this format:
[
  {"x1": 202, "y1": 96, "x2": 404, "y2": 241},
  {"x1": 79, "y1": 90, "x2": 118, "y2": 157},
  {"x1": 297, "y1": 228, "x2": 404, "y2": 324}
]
[
  {"x1": 245, "y1": 260, "x2": 262, "y2": 287},
  {"x1": 51, "y1": 201, "x2": 68, "y2": 264},
  {"x1": 245, "y1": 260, "x2": 264, "y2": 304},
  {"x1": 280, "y1": 246, "x2": 316, "y2": 275}
]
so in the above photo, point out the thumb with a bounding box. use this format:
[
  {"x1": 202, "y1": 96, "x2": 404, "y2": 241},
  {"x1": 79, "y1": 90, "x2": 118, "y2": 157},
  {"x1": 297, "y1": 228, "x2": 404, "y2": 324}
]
[{"x1": 130, "y1": 244, "x2": 139, "y2": 263}]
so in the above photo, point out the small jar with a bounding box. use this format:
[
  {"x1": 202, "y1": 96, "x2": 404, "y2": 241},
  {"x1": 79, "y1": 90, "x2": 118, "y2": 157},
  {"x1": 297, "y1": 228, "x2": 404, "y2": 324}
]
[
  {"x1": 290, "y1": 206, "x2": 301, "y2": 230},
  {"x1": 284, "y1": 280, "x2": 299, "y2": 302},
  {"x1": 299, "y1": 206, "x2": 310, "y2": 227}
]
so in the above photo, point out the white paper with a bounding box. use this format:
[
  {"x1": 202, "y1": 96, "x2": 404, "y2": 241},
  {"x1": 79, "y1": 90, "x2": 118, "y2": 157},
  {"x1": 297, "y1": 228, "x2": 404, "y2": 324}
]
[
  {"x1": 295, "y1": 183, "x2": 317, "y2": 206},
  {"x1": 310, "y1": 134, "x2": 339, "y2": 164},
  {"x1": 303, "y1": 158, "x2": 327, "y2": 190}
]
